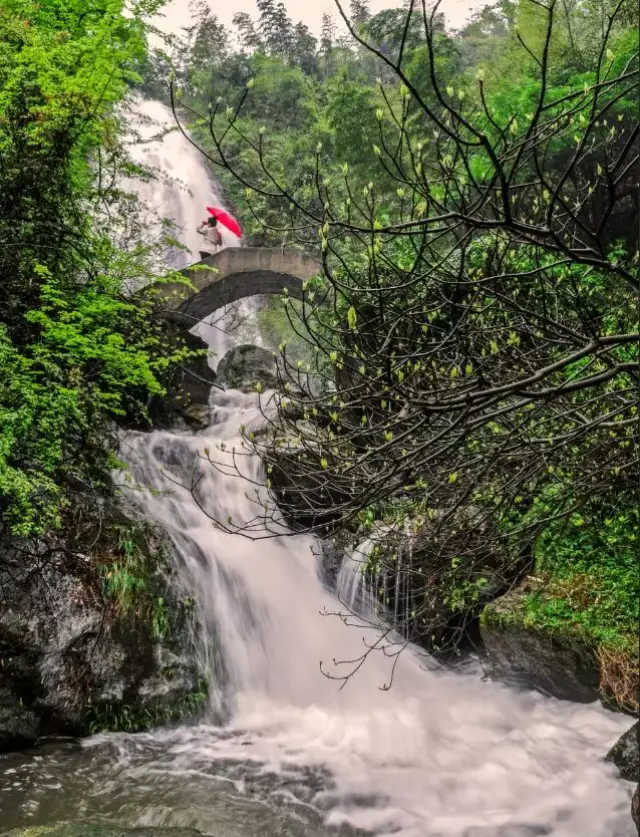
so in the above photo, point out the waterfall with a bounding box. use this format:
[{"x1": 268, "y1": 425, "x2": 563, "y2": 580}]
[
  {"x1": 14, "y1": 98, "x2": 627, "y2": 837},
  {"x1": 121, "y1": 97, "x2": 250, "y2": 362},
  {"x1": 113, "y1": 387, "x2": 632, "y2": 837},
  {"x1": 122, "y1": 97, "x2": 231, "y2": 270}
]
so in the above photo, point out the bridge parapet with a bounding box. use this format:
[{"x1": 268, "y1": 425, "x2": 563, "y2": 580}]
[{"x1": 154, "y1": 246, "x2": 321, "y2": 326}]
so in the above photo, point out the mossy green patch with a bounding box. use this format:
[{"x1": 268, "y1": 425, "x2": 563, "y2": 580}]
[
  {"x1": 85, "y1": 676, "x2": 209, "y2": 735},
  {"x1": 523, "y1": 505, "x2": 639, "y2": 652},
  {"x1": 482, "y1": 499, "x2": 639, "y2": 712}
]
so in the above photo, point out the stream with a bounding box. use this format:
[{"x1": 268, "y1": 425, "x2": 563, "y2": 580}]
[{"x1": 0, "y1": 100, "x2": 634, "y2": 837}]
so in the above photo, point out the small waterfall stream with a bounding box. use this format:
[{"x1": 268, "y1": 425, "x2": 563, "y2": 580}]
[
  {"x1": 0, "y1": 100, "x2": 633, "y2": 837},
  {"x1": 122, "y1": 97, "x2": 230, "y2": 270}
]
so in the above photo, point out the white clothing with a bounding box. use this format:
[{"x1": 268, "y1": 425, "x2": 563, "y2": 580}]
[{"x1": 197, "y1": 222, "x2": 223, "y2": 253}]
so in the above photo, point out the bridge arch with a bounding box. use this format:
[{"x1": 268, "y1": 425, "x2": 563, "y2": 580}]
[
  {"x1": 157, "y1": 247, "x2": 321, "y2": 326},
  {"x1": 144, "y1": 247, "x2": 321, "y2": 415}
]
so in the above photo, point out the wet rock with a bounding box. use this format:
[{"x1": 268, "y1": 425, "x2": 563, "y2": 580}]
[
  {"x1": 317, "y1": 538, "x2": 345, "y2": 589},
  {"x1": 182, "y1": 403, "x2": 211, "y2": 430},
  {"x1": 151, "y1": 436, "x2": 198, "y2": 480},
  {"x1": 0, "y1": 695, "x2": 39, "y2": 751},
  {"x1": 606, "y1": 722, "x2": 639, "y2": 783},
  {"x1": 480, "y1": 590, "x2": 600, "y2": 703},
  {"x1": 0, "y1": 524, "x2": 203, "y2": 752},
  {"x1": 0, "y1": 619, "x2": 44, "y2": 751},
  {"x1": 216, "y1": 344, "x2": 279, "y2": 392},
  {"x1": 149, "y1": 329, "x2": 215, "y2": 430},
  {"x1": 174, "y1": 330, "x2": 216, "y2": 408},
  {"x1": 267, "y1": 443, "x2": 353, "y2": 530},
  {"x1": 0, "y1": 827, "x2": 203, "y2": 837}
]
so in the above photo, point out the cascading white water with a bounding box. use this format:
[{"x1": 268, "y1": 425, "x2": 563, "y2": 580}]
[
  {"x1": 109, "y1": 100, "x2": 635, "y2": 837},
  {"x1": 122, "y1": 97, "x2": 255, "y2": 363},
  {"x1": 0, "y1": 100, "x2": 632, "y2": 837},
  {"x1": 114, "y1": 384, "x2": 633, "y2": 837},
  {"x1": 123, "y1": 98, "x2": 231, "y2": 270}
]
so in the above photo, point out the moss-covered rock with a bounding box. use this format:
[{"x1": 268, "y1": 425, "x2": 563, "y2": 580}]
[
  {"x1": 216, "y1": 344, "x2": 278, "y2": 391},
  {"x1": 480, "y1": 567, "x2": 639, "y2": 713},
  {"x1": 480, "y1": 585, "x2": 600, "y2": 702},
  {"x1": 0, "y1": 510, "x2": 206, "y2": 751},
  {"x1": 495, "y1": 501, "x2": 639, "y2": 714},
  {"x1": 0, "y1": 826, "x2": 203, "y2": 837}
]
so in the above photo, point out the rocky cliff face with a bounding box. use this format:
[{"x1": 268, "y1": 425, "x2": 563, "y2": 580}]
[{"x1": 0, "y1": 518, "x2": 205, "y2": 751}]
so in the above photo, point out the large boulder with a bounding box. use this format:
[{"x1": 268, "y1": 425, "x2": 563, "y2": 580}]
[
  {"x1": 267, "y1": 443, "x2": 354, "y2": 530},
  {"x1": 216, "y1": 344, "x2": 278, "y2": 392},
  {"x1": 360, "y1": 507, "x2": 525, "y2": 657},
  {"x1": 0, "y1": 520, "x2": 204, "y2": 752},
  {"x1": 150, "y1": 329, "x2": 214, "y2": 431},
  {"x1": 606, "y1": 722, "x2": 639, "y2": 783},
  {"x1": 632, "y1": 784, "x2": 639, "y2": 835},
  {"x1": 480, "y1": 587, "x2": 600, "y2": 703}
]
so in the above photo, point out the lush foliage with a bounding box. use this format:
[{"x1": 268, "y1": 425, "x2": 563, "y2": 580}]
[
  {"x1": 86, "y1": 677, "x2": 209, "y2": 734},
  {"x1": 482, "y1": 496, "x2": 639, "y2": 710},
  {"x1": 100, "y1": 524, "x2": 175, "y2": 639},
  {"x1": 0, "y1": 0, "x2": 191, "y2": 536},
  {"x1": 517, "y1": 497, "x2": 638, "y2": 643}
]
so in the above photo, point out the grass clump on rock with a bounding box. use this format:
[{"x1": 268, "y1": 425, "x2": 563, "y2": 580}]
[{"x1": 482, "y1": 498, "x2": 639, "y2": 713}]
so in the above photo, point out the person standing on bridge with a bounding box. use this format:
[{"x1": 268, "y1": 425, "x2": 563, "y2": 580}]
[{"x1": 197, "y1": 216, "x2": 223, "y2": 260}]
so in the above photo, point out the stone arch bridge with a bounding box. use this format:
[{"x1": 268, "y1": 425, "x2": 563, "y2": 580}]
[
  {"x1": 149, "y1": 246, "x2": 321, "y2": 419},
  {"x1": 156, "y1": 246, "x2": 321, "y2": 328}
]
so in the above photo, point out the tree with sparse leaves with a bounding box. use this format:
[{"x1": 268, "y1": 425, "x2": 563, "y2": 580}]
[
  {"x1": 257, "y1": 0, "x2": 295, "y2": 58},
  {"x1": 350, "y1": 0, "x2": 372, "y2": 27},
  {"x1": 320, "y1": 12, "x2": 338, "y2": 56},
  {"x1": 292, "y1": 21, "x2": 319, "y2": 74},
  {"x1": 170, "y1": 0, "x2": 639, "y2": 686},
  {"x1": 233, "y1": 12, "x2": 263, "y2": 51}
]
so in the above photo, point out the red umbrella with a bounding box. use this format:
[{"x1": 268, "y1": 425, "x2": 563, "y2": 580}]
[{"x1": 206, "y1": 206, "x2": 242, "y2": 238}]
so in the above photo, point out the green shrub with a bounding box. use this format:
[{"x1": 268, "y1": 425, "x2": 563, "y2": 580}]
[{"x1": 85, "y1": 677, "x2": 210, "y2": 735}]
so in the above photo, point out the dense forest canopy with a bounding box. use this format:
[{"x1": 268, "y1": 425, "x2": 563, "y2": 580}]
[{"x1": 154, "y1": 0, "x2": 639, "y2": 697}]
